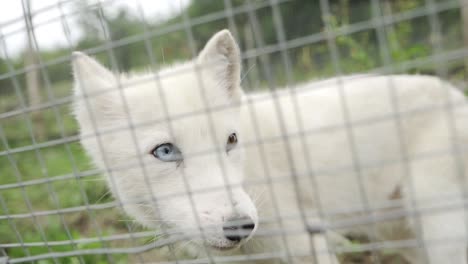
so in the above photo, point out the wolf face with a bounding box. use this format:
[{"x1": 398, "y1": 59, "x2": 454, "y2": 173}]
[{"x1": 72, "y1": 30, "x2": 258, "y2": 250}]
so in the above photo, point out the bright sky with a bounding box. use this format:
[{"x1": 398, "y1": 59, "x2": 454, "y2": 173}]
[{"x1": 0, "y1": 0, "x2": 190, "y2": 58}]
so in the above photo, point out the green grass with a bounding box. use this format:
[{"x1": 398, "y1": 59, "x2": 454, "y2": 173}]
[{"x1": 0, "y1": 81, "x2": 136, "y2": 263}]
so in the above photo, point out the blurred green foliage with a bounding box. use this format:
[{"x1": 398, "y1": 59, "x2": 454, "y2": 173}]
[{"x1": 0, "y1": 0, "x2": 467, "y2": 262}]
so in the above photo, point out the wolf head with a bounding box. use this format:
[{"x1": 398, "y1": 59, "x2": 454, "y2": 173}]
[{"x1": 72, "y1": 30, "x2": 258, "y2": 250}]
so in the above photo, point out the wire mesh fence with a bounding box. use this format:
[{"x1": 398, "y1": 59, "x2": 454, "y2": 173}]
[{"x1": 1, "y1": 0, "x2": 468, "y2": 263}]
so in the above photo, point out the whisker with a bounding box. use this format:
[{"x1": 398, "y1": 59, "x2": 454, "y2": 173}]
[
  {"x1": 94, "y1": 190, "x2": 112, "y2": 204},
  {"x1": 175, "y1": 239, "x2": 195, "y2": 255},
  {"x1": 146, "y1": 233, "x2": 164, "y2": 244},
  {"x1": 118, "y1": 219, "x2": 187, "y2": 222},
  {"x1": 241, "y1": 63, "x2": 257, "y2": 83},
  {"x1": 161, "y1": 47, "x2": 166, "y2": 65},
  {"x1": 81, "y1": 178, "x2": 106, "y2": 182},
  {"x1": 251, "y1": 188, "x2": 266, "y2": 208}
]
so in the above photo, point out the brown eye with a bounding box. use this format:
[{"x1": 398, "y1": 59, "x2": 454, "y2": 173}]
[{"x1": 226, "y1": 133, "x2": 237, "y2": 152}]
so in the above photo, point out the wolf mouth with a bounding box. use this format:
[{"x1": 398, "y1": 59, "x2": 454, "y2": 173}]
[{"x1": 208, "y1": 243, "x2": 240, "y2": 251}]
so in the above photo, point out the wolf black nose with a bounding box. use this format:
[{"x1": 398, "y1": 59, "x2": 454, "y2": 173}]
[{"x1": 223, "y1": 217, "x2": 256, "y2": 242}]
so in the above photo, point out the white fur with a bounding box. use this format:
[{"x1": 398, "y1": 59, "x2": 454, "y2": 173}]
[{"x1": 73, "y1": 30, "x2": 468, "y2": 263}]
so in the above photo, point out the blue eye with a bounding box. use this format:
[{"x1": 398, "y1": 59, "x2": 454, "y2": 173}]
[{"x1": 151, "y1": 143, "x2": 183, "y2": 162}]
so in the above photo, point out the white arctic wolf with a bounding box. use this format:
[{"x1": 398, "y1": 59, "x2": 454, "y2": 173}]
[{"x1": 73, "y1": 30, "x2": 468, "y2": 263}]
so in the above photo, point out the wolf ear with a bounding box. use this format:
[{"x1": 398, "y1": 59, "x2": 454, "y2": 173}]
[
  {"x1": 198, "y1": 30, "x2": 242, "y2": 100},
  {"x1": 72, "y1": 52, "x2": 120, "y2": 127},
  {"x1": 72, "y1": 51, "x2": 116, "y2": 94}
]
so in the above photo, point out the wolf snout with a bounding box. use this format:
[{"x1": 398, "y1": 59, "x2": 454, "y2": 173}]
[{"x1": 222, "y1": 216, "x2": 256, "y2": 242}]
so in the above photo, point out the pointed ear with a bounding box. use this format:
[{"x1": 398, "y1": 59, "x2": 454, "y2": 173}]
[
  {"x1": 72, "y1": 52, "x2": 120, "y2": 128},
  {"x1": 72, "y1": 51, "x2": 116, "y2": 94},
  {"x1": 198, "y1": 30, "x2": 242, "y2": 100}
]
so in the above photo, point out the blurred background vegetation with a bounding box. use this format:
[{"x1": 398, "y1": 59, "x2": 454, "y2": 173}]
[{"x1": 0, "y1": 0, "x2": 467, "y2": 263}]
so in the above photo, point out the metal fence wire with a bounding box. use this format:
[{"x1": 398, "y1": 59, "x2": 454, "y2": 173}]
[{"x1": 2, "y1": 0, "x2": 468, "y2": 263}]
